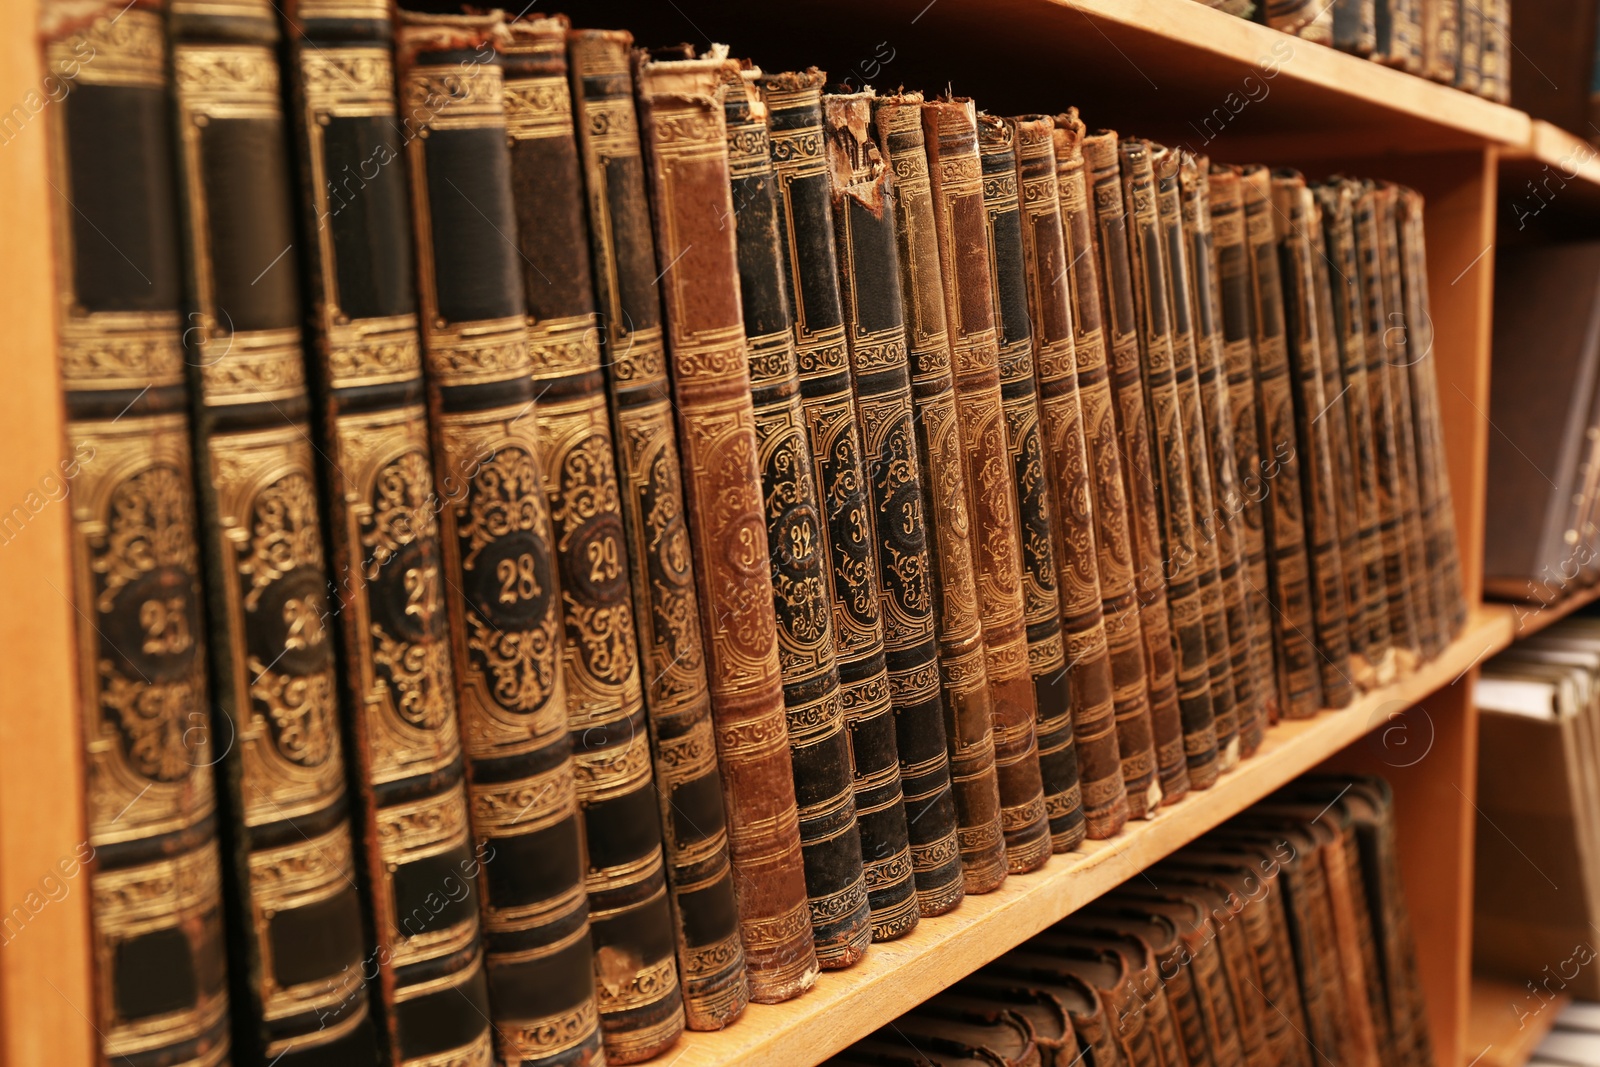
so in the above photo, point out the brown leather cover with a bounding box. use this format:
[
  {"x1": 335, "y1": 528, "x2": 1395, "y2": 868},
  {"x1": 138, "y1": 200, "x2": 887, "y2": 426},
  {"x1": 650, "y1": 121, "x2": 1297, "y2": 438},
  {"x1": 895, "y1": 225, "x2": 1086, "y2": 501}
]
[
  {"x1": 1422, "y1": 0, "x2": 1461, "y2": 82},
  {"x1": 1037, "y1": 931, "x2": 1188, "y2": 1067},
  {"x1": 635, "y1": 49, "x2": 819, "y2": 1003},
  {"x1": 1051, "y1": 113, "x2": 1143, "y2": 836},
  {"x1": 1083, "y1": 129, "x2": 1186, "y2": 809},
  {"x1": 1074, "y1": 907, "x2": 1216, "y2": 1067},
  {"x1": 923, "y1": 98, "x2": 1051, "y2": 875},
  {"x1": 903, "y1": 998, "x2": 1044, "y2": 1067},
  {"x1": 984, "y1": 114, "x2": 1083, "y2": 854},
  {"x1": 872, "y1": 93, "x2": 1007, "y2": 894},
  {"x1": 1457, "y1": 0, "x2": 1483, "y2": 93},
  {"x1": 1272, "y1": 173, "x2": 1356, "y2": 708},
  {"x1": 951, "y1": 974, "x2": 1076, "y2": 1065},
  {"x1": 1377, "y1": 0, "x2": 1425, "y2": 72}
]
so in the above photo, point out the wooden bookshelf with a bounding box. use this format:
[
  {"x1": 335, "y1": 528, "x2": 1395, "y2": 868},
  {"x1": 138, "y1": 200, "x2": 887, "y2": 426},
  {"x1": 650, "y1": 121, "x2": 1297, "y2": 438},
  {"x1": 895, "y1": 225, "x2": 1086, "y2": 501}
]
[{"x1": 1465, "y1": 974, "x2": 1571, "y2": 1067}]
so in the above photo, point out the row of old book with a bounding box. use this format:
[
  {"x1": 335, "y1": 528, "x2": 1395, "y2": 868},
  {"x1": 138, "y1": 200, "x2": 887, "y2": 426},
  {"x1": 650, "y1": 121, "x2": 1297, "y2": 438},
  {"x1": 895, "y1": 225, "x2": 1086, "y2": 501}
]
[
  {"x1": 1197, "y1": 0, "x2": 1511, "y2": 102},
  {"x1": 833, "y1": 774, "x2": 1433, "y2": 1067},
  {"x1": 46, "y1": 0, "x2": 1465, "y2": 1065}
]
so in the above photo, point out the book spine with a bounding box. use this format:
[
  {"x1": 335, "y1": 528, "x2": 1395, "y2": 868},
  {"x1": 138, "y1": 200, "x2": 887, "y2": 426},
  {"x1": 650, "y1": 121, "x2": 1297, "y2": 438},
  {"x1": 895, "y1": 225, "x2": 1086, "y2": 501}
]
[
  {"x1": 566, "y1": 29, "x2": 749, "y2": 1031},
  {"x1": 283, "y1": 2, "x2": 493, "y2": 1062},
  {"x1": 824, "y1": 91, "x2": 965, "y2": 916},
  {"x1": 758, "y1": 69, "x2": 895, "y2": 961},
  {"x1": 1332, "y1": 0, "x2": 1379, "y2": 53},
  {"x1": 872, "y1": 93, "x2": 1008, "y2": 894},
  {"x1": 169, "y1": 3, "x2": 379, "y2": 1061},
  {"x1": 1156, "y1": 146, "x2": 1239, "y2": 777},
  {"x1": 1052, "y1": 113, "x2": 1141, "y2": 836},
  {"x1": 1123, "y1": 140, "x2": 1219, "y2": 790},
  {"x1": 635, "y1": 51, "x2": 819, "y2": 1003},
  {"x1": 395, "y1": 17, "x2": 602, "y2": 1066},
  {"x1": 1377, "y1": 0, "x2": 1425, "y2": 71},
  {"x1": 726, "y1": 71, "x2": 875, "y2": 964},
  {"x1": 922, "y1": 98, "x2": 1051, "y2": 873},
  {"x1": 1272, "y1": 175, "x2": 1355, "y2": 707},
  {"x1": 981, "y1": 114, "x2": 1083, "y2": 853},
  {"x1": 1480, "y1": 0, "x2": 1509, "y2": 102},
  {"x1": 501, "y1": 22, "x2": 685, "y2": 1062},
  {"x1": 1422, "y1": 0, "x2": 1461, "y2": 82},
  {"x1": 1240, "y1": 166, "x2": 1323, "y2": 718},
  {"x1": 1456, "y1": 0, "x2": 1483, "y2": 93},
  {"x1": 1181, "y1": 155, "x2": 1268, "y2": 758},
  {"x1": 47, "y1": 5, "x2": 232, "y2": 1063}
]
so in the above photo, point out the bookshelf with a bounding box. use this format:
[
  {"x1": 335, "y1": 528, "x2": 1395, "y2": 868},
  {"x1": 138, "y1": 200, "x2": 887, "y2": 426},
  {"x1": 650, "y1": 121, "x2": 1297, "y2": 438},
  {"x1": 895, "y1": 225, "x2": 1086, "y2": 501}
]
[{"x1": 0, "y1": 2, "x2": 1583, "y2": 1066}]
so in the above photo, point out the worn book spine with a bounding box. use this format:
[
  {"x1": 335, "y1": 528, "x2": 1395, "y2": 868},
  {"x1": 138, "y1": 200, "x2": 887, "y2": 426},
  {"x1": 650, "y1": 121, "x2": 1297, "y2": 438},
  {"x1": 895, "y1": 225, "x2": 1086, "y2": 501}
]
[
  {"x1": 566, "y1": 29, "x2": 748, "y2": 1030},
  {"x1": 1333, "y1": 0, "x2": 1379, "y2": 54},
  {"x1": 1422, "y1": 0, "x2": 1461, "y2": 82},
  {"x1": 47, "y1": 5, "x2": 231, "y2": 1063},
  {"x1": 825, "y1": 90, "x2": 965, "y2": 914},
  {"x1": 1180, "y1": 155, "x2": 1267, "y2": 758},
  {"x1": 922, "y1": 98, "x2": 1052, "y2": 873},
  {"x1": 284, "y1": 2, "x2": 491, "y2": 1063},
  {"x1": 872, "y1": 93, "x2": 1008, "y2": 893},
  {"x1": 1118, "y1": 136, "x2": 1214, "y2": 796},
  {"x1": 1273, "y1": 174, "x2": 1355, "y2": 707},
  {"x1": 1207, "y1": 166, "x2": 1282, "y2": 728},
  {"x1": 1315, "y1": 182, "x2": 1395, "y2": 674},
  {"x1": 170, "y1": 2, "x2": 378, "y2": 1062},
  {"x1": 980, "y1": 114, "x2": 1082, "y2": 853},
  {"x1": 502, "y1": 22, "x2": 684, "y2": 1061},
  {"x1": 635, "y1": 50, "x2": 820, "y2": 1003},
  {"x1": 1457, "y1": 0, "x2": 1484, "y2": 93},
  {"x1": 1482, "y1": 0, "x2": 1509, "y2": 101},
  {"x1": 1155, "y1": 145, "x2": 1239, "y2": 776},
  {"x1": 1377, "y1": 0, "x2": 1425, "y2": 71},
  {"x1": 725, "y1": 70, "x2": 876, "y2": 962},
  {"x1": 1240, "y1": 165, "x2": 1323, "y2": 718},
  {"x1": 1051, "y1": 113, "x2": 1139, "y2": 836},
  {"x1": 759, "y1": 69, "x2": 900, "y2": 958},
  {"x1": 395, "y1": 16, "x2": 602, "y2": 1066}
]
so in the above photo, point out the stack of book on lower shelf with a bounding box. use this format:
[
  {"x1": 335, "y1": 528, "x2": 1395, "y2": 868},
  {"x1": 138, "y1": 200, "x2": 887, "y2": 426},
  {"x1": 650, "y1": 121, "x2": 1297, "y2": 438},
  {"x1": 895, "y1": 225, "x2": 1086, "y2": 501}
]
[
  {"x1": 836, "y1": 774, "x2": 1432, "y2": 1066},
  {"x1": 44, "y1": 1, "x2": 1467, "y2": 1064}
]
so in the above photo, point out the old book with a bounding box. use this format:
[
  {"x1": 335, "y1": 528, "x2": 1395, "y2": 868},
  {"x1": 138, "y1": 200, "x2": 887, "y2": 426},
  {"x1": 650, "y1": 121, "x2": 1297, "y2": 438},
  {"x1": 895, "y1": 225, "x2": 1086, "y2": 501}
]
[
  {"x1": 981, "y1": 113, "x2": 1083, "y2": 854},
  {"x1": 950, "y1": 974, "x2": 1077, "y2": 1063},
  {"x1": 1052, "y1": 113, "x2": 1145, "y2": 834},
  {"x1": 395, "y1": 14, "x2": 602, "y2": 1066},
  {"x1": 855, "y1": 1004, "x2": 1041, "y2": 1067},
  {"x1": 501, "y1": 20, "x2": 685, "y2": 1060},
  {"x1": 980, "y1": 956, "x2": 1126, "y2": 1067},
  {"x1": 566, "y1": 28, "x2": 749, "y2": 1031},
  {"x1": 1377, "y1": 0, "x2": 1426, "y2": 72},
  {"x1": 47, "y1": 4, "x2": 231, "y2": 1063},
  {"x1": 1073, "y1": 909, "x2": 1214, "y2": 1067},
  {"x1": 1273, "y1": 173, "x2": 1356, "y2": 708},
  {"x1": 1155, "y1": 144, "x2": 1239, "y2": 776},
  {"x1": 825, "y1": 90, "x2": 965, "y2": 914},
  {"x1": 169, "y1": 1, "x2": 378, "y2": 1061},
  {"x1": 283, "y1": 1, "x2": 492, "y2": 1062},
  {"x1": 759, "y1": 68, "x2": 902, "y2": 957},
  {"x1": 635, "y1": 48, "x2": 819, "y2": 1003},
  {"x1": 922, "y1": 97, "x2": 1051, "y2": 872},
  {"x1": 872, "y1": 92, "x2": 1008, "y2": 893},
  {"x1": 726, "y1": 69, "x2": 877, "y2": 963},
  {"x1": 1457, "y1": 0, "x2": 1484, "y2": 93},
  {"x1": 1081, "y1": 125, "x2": 1184, "y2": 812},
  {"x1": 1481, "y1": 0, "x2": 1509, "y2": 101},
  {"x1": 1239, "y1": 165, "x2": 1322, "y2": 718},
  {"x1": 1315, "y1": 181, "x2": 1396, "y2": 680},
  {"x1": 1422, "y1": 0, "x2": 1462, "y2": 82},
  {"x1": 1207, "y1": 165, "x2": 1283, "y2": 727},
  {"x1": 1037, "y1": 933, "x2": 1188, "y2": 1067},
  {"x1": 1333, "y1": 0, "x2": 1380, "y2": 54},
  {"x1": 1180, "y1": 154, "x2": 1268, "y2": 757},
  {"x1": 1120, "y1": 137, "x2": 1217, "y2": 794}
]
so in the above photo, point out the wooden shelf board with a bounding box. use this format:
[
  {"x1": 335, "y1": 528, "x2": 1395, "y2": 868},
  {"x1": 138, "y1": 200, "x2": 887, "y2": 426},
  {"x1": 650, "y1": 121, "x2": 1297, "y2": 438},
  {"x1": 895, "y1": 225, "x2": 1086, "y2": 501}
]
[
  {"x1": 1499, "y1": 119, "x2": 1600, "y2": 226},
  {"x1": 1465, "y1": 973, "x2": 1571, "y2": 1067},
  {"x1": 667, "y1": 610, "x2": 1513, "y2": 1067},
  {"x1": 1483, "y1": 582, "x2": 1600, "y2": 644}
]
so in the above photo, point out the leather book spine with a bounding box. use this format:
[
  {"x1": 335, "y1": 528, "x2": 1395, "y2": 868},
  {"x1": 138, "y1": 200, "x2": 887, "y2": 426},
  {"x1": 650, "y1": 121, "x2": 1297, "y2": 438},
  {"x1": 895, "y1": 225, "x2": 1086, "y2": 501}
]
[
  {"x1": 1119, "y1": 137, "x2": 1215, "y2": 795},
  {"x1": 635, "y1": 51, "x2": 819, "y2": 1003},
  {"x1": 284, "y1": 2, "x2": 492, "y2": 1063},
  {"x1": 47, "y1": 5, "x2": 232, "y2": 1063},
  {"x1": 1333, "y1": 0, "x2": 1380, "y2": 53},
  {"x1": 1180, "y1": 155, "x2": 1267, "y2": 758},
  {"x1": 1050, "y1": 112, "x2": 1139, "y2": 837},
  {"x1": 566, "y1": 29, "x2": 748, "y2": 1030},
  {"x1": 1351, "y1": 184, "x2": 1422, "y2": 661},
  {"x1": 1272, "y1": 174, "x2": 1355, "y2": 707},
  {"x1": 1206, "y1": 166, "x2": 1282, "y2": 728},
  {"x1": 871, "y1": 93, "x2": 1007, "y2": 894},
  {"x1": 922, "y1": 97, "x2": 1051, "y2": 873},
  {"x1": 1240, "y1": 165, "x2": 1322, "y2": 718},
  {"x1": 502, "y1": 22, "x2": 684, "y2": 1061},
  {"x1": 1315, "y1": 183, "x2": 1395, "y2": 674},
  {"x1": 1483, "y1": 0, "x2": 1509, "y2": 102},
  {"x1": 758, "y1": 69, "x2": 896, "y2": 959},
  {"x1": 1457, "y1": 0, "x2": 1484, "y2": 94},
  {"x1": 170, "y1": 3, "x2": 379, "y2": 1061},
  {"x1": 1422, "y1": 0, "x2": 1461, "y2": 82},
  {"x1": 1082, "y1": 129, "x2": 1185, "y2": 811},
  {"x1": 396, "y1": 17, "x2": 602, "y2": 1066},
  {"x1": 982, "y1": 114, "x2": 1084, "y2": 854},
  {"x1": 726, "y1": 71, "x2": 876, "y2": 963},
  {"x1": 825, "y1": 90, "x2": 964, "y2": 916},
  {"x1": 1157, "y1": 146, "x2": 1241, "y2": 776},
  {"x1": 1377, "y1": 0, "x2": 1426, "y2": 71}
]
